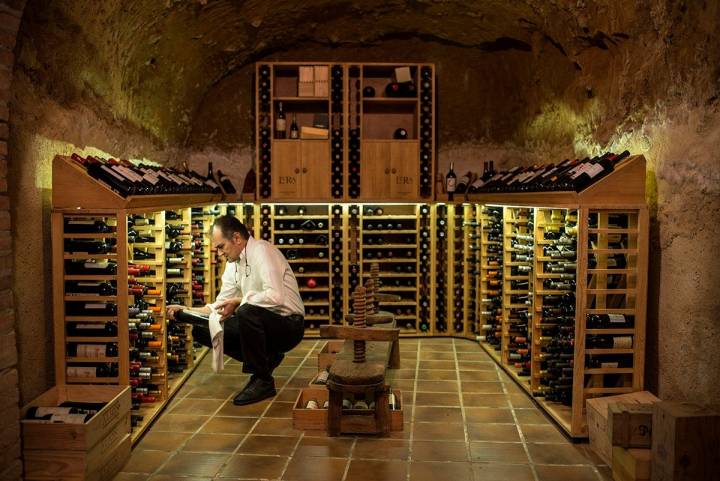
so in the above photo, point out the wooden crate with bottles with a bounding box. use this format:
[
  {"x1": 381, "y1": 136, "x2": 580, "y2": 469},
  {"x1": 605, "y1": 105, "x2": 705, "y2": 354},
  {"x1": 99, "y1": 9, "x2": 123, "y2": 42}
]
[
  {"x1": 255, "y1": 62, "x2": 435, "y2": 203},
  {"x1": 51, "y1": 154, "x2": 223, "y2": 443}
]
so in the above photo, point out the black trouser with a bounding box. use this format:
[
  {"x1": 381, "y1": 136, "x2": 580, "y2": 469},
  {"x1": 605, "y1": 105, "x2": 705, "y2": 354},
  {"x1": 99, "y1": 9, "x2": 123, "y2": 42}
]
[{"x1": 186, "y1": 304, "x2": 305, "y2": 380}]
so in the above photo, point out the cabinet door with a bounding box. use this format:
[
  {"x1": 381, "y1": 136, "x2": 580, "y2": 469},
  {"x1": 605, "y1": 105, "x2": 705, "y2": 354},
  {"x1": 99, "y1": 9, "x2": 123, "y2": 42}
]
[
  {"x1": 360, "y1": 141, "x2": 390, "y2": 200},
  {"x1": 272, "y1": 140, "x2": 302, "y2": 199},
  {"x1": 301, "y1": 140, "x2": 331, "y2": 199},
  {"x1": 390, "y1": 141, "x2": 419, "y2": 199}
]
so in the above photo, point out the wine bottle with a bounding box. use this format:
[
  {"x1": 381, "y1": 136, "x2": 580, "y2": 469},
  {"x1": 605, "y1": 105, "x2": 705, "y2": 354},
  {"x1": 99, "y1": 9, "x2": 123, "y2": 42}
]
[
  {"x1": 455, "y1": 171, "x2": 472, "y2": 194},
  {"x1": 66, "y1": 281, "x2": 117, "y2": 296},
  {"x1": 276, "y1": 102, "x2": 286, "y2": 139},
  {"x1": 217, "y1": 170, "x2": 237, "y2": 194},
  {"x1": 64, "y1": 219, "x2": 113, "y2": 234},
  {"x1": 446, "y1": 162, "x2": 457, "y2": 200},
  {"x1": 66, "y1": 302, "x2": 117, "y2": 316},
  {"x1": 290, "y1": 113, "x2": 299, "y2": 139},
  {"x1": 64, "y1": 239, "x2": 113, "y2": 254}
]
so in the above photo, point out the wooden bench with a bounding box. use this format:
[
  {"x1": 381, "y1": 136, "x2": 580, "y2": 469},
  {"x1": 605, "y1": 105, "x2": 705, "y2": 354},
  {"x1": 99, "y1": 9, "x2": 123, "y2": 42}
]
[{"x1": 318, "y1": 281, "x2": 401, "y2": 436}]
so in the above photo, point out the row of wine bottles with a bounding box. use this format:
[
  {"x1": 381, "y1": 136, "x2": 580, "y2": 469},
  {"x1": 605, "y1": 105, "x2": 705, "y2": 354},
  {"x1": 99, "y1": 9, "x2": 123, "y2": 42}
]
[
  {"x1": 70, "y1": 154, "x2": 236, "y2": 197},
  {"x1": 445, "y1": 150, "x2": 631, "y2": 196}
]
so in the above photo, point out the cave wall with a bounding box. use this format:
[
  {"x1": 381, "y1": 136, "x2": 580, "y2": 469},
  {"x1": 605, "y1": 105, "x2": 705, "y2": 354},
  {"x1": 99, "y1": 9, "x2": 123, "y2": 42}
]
[
  {"x1": 9, "y1": 66, "x2": 170, "y2": 404},
  {"x1": 1, "y1": 3, "x2": 718, "y2": 454}
]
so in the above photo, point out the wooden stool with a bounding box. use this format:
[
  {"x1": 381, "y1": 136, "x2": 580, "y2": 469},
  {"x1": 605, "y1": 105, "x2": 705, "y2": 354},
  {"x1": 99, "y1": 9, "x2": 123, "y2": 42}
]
[{"x1": 321, "y1": 285, "x2": 399, "y2": 436}]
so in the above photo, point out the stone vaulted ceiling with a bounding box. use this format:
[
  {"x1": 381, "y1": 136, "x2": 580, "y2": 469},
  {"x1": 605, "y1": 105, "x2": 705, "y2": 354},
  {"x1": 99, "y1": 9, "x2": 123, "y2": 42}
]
[{"x1": 12, "y1": 0, "x2": 719, "y2": 148}]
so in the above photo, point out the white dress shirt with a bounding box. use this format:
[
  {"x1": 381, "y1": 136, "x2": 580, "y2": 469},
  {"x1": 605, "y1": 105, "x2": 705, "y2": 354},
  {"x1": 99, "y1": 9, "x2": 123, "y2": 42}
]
[{"x1": 215, "y1": 236, "x2": 305, "y2": 317}]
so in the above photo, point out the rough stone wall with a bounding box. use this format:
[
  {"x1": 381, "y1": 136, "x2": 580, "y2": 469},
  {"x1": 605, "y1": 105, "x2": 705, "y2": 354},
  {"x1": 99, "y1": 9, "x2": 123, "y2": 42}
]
[{"x1": 0, "y1": 1, "x2": 22, "y2": 479}]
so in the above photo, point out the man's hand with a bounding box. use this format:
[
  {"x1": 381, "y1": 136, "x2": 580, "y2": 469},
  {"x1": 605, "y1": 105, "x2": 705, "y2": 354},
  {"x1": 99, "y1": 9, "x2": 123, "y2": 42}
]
[
  {"x1": 166, "y1": 304, "x2": 185, "y2": 321},
  {"x1": 215, "y1": 298, "x2": 241, "y2": 320}
]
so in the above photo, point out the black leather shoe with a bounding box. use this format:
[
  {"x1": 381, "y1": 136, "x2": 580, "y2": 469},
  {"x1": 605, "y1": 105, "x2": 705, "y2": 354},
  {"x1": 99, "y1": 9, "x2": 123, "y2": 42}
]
[{"x1": 233, "y1": 377, "x2": 276, "y2": 406}]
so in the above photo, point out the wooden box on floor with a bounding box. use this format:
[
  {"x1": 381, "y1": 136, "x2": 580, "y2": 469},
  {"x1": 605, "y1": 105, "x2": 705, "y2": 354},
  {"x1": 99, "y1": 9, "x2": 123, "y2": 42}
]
[
  {"x1": 651, "y1": 401, "x2": 720, "y2": 481},
  {"x1": 292, "y1": 387, "x2": 403, "y2": 432},
  {"x1": 612, "y1": 447, "x2": 651, "y2": 481},
  {"x1": 608, "y1": 402, "x2": 654, "y2": 448},
  {"x1": 21, "y1": 385, "x2": 131, "y2": 481},
  {"x1": 586, "y1": 390, "x2": 659, "y2": 465}
]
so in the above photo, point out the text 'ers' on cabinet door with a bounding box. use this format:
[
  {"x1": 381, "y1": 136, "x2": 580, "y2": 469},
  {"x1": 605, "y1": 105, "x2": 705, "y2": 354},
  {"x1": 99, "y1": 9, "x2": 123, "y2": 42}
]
[
  {"x1": 272, "y1": 140, "x2": 301, "y2": 198},
  {"x1": 390, "y1": 141, "x2": 418, "y2": 199},
  {"x1": 272, "y1": 139, "x2": 331, "y2": 200},
  {"x1": 360, "y1": 140, "x2": 419, "y2": 200}
]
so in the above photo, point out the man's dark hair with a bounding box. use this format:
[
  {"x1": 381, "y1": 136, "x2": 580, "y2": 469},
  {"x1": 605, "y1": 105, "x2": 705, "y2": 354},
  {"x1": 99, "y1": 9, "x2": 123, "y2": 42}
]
[{"x1": 212, "y1": 215, "x2": 250, "y2": 240}]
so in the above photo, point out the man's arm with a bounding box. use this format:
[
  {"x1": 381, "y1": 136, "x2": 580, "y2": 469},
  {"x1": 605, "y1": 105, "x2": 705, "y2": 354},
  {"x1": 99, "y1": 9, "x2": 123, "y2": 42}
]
[{"x1": 167, "y1": 260, "x2": 239, "y2": 320}]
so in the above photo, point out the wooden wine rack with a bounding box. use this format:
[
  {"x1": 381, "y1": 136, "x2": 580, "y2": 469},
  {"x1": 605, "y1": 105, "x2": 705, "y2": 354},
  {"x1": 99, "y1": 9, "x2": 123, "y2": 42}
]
[
  {"x1": 51, "y1": 152, "x2": 649, "y2": 440},
  {"x1": 51, "y1": 155, "x2": 217, "y2": 444}
]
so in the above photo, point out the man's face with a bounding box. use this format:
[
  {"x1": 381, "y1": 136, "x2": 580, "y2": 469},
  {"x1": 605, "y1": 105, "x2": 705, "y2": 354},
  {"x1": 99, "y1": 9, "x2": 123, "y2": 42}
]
[{"x1": 212, "y1": 226, "x2": 246, "y2": 263}]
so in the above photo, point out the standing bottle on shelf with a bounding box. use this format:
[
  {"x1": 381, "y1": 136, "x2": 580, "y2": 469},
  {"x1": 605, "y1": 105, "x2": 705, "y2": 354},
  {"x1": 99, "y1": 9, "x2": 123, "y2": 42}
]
[
  {"x1": 446, "y1": 162, "x2": 457, "y2": 200},
  {"x1": 276, "y1": 102, "x2": 287, "y2": 139},
  {"x1": 290, "y1": 114, "x2": 299, "y2": 140}
]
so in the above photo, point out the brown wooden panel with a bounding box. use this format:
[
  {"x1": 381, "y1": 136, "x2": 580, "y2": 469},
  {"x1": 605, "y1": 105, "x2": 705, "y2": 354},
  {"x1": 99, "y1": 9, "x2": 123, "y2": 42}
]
[
  {"x1": 271, "y1": 140, "x2": 302, "y2": 199},
  {"x1": 301, "y1": 139, "x2": 331, "y2": 199},
  {"x1": 390, "y1": 141, "x2": 419, "y2": 199},
  {"x1": 360, "y1": 140, "x2": 390, "y2": 200}
]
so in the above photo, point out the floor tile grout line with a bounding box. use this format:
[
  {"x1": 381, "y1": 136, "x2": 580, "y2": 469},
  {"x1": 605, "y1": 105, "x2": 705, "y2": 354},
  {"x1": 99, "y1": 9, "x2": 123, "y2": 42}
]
[
  {"x1": 451, "y1": 337, "x2": 473, "y2": 464},
  {"x1": 406, "y1": 339, "x2": 420, "y2": 464},
  {"x1": 276, "y1": 431, "x2": 305, "y2": 480},
  {"x1": 340, "y1": 437, "x2": 358, "y2": 481},
  {"x1": 498, "y1": 361, "x2": 540, "y2": 481}
]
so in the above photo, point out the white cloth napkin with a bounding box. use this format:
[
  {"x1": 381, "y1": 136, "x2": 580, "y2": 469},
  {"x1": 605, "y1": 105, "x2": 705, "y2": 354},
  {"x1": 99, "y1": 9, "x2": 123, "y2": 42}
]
[{"x1": 206, "y1": 303, "x2": 225, "y2": 372}]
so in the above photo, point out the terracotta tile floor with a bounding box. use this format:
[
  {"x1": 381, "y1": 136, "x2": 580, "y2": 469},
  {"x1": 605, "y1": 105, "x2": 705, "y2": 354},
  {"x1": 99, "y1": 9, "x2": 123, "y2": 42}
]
[{"x1": 114, "y1": 338, "x2": 611, "y2": 481}]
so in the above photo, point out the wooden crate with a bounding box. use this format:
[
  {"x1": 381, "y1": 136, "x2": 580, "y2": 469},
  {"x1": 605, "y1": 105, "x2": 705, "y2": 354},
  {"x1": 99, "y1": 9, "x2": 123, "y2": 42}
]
[
  {"x1": 21, "y1": 385, "x2": 131, "y2": 451},
  {"x1": 292, "y1": 387, "x2": 403, "y2": 432},
  {"x1": 24, "y1": 433, "x2": 130, "y2": 481},
  {"x1": 586, "y1": 391, "x2": 659, "y2": 465},
  {"x1": 651, "y1": 401, "x2": 720, "y2": 481},
  {"x1": 612, "y1": 447, "x2": 650, "y2": 481},
  {"x1": 608, "y1": 402, "x2": 654, "y2": 448}
]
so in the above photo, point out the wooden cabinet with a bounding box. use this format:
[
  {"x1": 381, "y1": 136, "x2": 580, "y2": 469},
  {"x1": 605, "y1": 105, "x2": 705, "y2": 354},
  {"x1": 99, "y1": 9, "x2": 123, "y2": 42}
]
[
  {"x1": 360, "y1": 140, "x2": 419, "y2": 200},
  {"x1": 256, "y1": 62, "x2": 435, "y2": 202},
  {"x1": 272, "y1": 140, "x2": 330, "y2": 200}
]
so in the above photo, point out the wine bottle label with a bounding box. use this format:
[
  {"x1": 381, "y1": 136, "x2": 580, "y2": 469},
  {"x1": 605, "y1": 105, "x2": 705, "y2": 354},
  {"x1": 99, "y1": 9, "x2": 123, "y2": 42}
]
[
  {"x1": 142, "y1": 172, "x2": 160, "y2": 185},
  {"x1": 66, "y1": 366, "x2": 96, "y2": 378},
  {"x1": 100, "y1": 165, "x2": 127, "y2": 183},
  {"x1": 68, "y1": 220, "x2": 95, "y2": 225},
  {"x1": 84, "y1": 303, "x2": 107, "y2": 309},
  {"x1": 276, "y1": 118, "x2": 286, "y2": 131},
  {"x1": 446, "y1": 177, "x2": 456, "y2": 192},
  {"x1": 608, "y1": 314, "x2": 626, "y2": 324},
  {"x1": 613, "y1": 336, "x2": 633, "y2": 349},
  {"x1": 48, "y1": 413, "x2": 88, "y2": 424},
  {"x1": 570, "y1": 163, "x2": 592, "y2": 179},
  {"x1": 117, "y1": 165, "x2": 142, "y2": 183},
  {"x1": 74, "y1": 323, "x2": 101, "y2": 330},
  {"x1": 34, "y1": 406, "x2": 73, "y2": 417},
  {"x1": 585, "y1": 163, "x2": 605, "y2": 178},
  {"x1": 600, "y1": 361, "x2": 620, "y2": 368}
]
